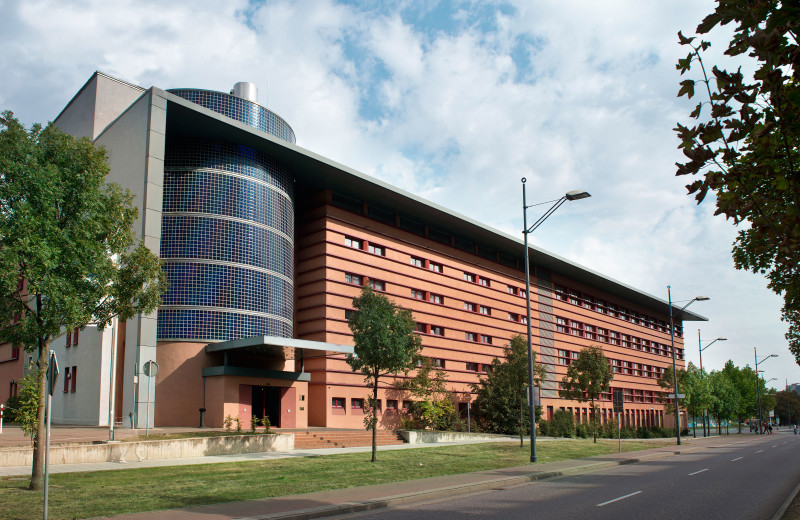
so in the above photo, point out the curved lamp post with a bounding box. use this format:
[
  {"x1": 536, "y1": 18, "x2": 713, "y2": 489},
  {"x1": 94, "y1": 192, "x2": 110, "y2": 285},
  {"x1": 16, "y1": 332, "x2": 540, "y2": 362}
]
[
  {"x1": 667, "y1": 288, "x2": 708, "y2": 445},
  {"x1": 754, "y1": 348, "x2": 777, "y2": 434},
  {"x1": 698, "y1": 332, "x2": 726, "y2": 437},
  {"x1": 522, "y1": 178, "x2": 590, "y2": 462}
]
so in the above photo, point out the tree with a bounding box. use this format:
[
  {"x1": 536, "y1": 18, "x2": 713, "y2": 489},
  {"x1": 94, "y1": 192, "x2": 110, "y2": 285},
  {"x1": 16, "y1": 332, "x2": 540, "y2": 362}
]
[
  {"x1": 346, "y1": 285, "x2": 422, "y2": 462},
  {"x1": 0, "y1": 112, "x2": 169, "y2": 489},
  {"x1": 559, "y1": 345, "x2": 613, "y2": 443},
  {"x1": 657, "y1": 365, "x2": 690, "y2": 432},
  {"x1": 472, "y1": 335, "x2": 546, "y2": 445},
  {"x1": 708, "y1": 370, "x2": 740, "y2": 434},
  {"x1": 397, "y1": 356, "x2": 458, "y2": 431},
  {"x1": 774, "y1": 389, "x2": 800, "y2": 427},
  {"x1": 721, "y1": 361, "x2": 759, "y2": 432},
  {"x1": 674, "y1": 1, "x2": 800, "y2": 363}
]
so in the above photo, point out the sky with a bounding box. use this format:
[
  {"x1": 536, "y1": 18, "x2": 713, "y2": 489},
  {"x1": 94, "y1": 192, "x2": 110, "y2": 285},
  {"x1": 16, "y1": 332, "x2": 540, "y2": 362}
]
[{"x1": 1, "y1": 0, "x2": 795, "y2": 391}]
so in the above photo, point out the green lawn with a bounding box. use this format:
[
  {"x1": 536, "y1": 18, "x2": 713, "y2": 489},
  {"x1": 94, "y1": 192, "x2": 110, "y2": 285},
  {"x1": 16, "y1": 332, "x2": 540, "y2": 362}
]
[{"x1": 0, "y1": 439, "x2": 667, "y2": 520}]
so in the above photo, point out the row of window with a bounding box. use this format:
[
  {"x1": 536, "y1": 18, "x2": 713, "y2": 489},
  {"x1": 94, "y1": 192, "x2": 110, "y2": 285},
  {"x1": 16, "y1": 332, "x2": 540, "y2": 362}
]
[
  {"x1": 554, "y1": 284, "x2": 682, "y2": 337},
  {"x1": 556, "y1": 348, "x2": 666, "y2": 379},
  {"x1": 344, "y1": 236, "x2": 386, "y2": 257},
  {"x1": 554, "y1": 317, "x2": 684, "y2": 360},
  {"x1": 332, "y1": 397, "x2": 411, "y2": 411},
  {"x1": 65, "y1": 327, "x2": 79, "y2": 347}
]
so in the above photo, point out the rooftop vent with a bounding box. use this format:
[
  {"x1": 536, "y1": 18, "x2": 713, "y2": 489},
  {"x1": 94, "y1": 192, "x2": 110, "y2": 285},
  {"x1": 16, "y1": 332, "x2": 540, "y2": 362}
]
[{"x1": 231, "y1": 82, "x2": 258, "y2": 103}]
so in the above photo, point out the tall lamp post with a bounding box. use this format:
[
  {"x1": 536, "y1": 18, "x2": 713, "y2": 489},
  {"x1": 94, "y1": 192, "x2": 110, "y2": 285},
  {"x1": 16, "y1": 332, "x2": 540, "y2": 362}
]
[
  {"x1": 522, "y1": 179, "x2": 590, "y2": 462},
  {"x1": 698, "y1": 331, "x2": 726, "y2": 437},
  {"x1": 754, "y1": 347, "x2": 777, "y2": 434},
  {"x1": 667, "y1": 287, "x2": 708, "y2": 445}
]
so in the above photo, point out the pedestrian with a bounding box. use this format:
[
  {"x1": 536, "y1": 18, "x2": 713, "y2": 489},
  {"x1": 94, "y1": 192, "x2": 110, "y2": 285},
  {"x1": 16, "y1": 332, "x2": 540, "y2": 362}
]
[
  {"x1": 793, "y1": 424, "x2": 797, "y2": 435},
  {"x1": 768, "y1": 422, "x2": 773, "y2": 434}
]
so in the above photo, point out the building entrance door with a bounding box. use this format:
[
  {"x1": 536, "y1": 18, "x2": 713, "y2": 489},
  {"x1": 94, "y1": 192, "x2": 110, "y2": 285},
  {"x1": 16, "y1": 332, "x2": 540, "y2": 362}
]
[{"x1": 251, "y1": 386, "x2": 281, "y2": 428}]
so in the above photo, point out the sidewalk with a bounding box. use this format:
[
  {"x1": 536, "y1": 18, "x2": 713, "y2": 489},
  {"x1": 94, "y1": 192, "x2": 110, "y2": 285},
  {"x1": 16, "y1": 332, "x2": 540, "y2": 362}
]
[{"x1": 82, "y1": 434, "x2": 739, "y2": 520}]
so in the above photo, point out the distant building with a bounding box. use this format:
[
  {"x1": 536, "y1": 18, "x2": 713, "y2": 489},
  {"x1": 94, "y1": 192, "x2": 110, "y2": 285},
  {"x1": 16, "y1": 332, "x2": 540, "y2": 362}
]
[{"x1": 15, "y1": 71, "x2": 706, "y2": 430}]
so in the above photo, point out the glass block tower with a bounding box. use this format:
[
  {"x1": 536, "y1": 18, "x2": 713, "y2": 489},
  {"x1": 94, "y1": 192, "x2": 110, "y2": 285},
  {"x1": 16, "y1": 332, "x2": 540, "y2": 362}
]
[{"x1": 158, "y1": 85, "x2": 296, "y2": 341}]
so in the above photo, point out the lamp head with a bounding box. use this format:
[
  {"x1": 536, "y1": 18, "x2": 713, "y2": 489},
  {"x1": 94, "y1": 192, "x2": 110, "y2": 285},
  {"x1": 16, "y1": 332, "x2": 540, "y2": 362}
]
[
  {"x1": 694, "y1": 296, "x2": 710, "y2": 301},
  {"x1": 565, "y1": 190, "x2": 591, "y2": 201},
  {"x1": 718, "y1": 337, "x2": 728, "y2": 341}
]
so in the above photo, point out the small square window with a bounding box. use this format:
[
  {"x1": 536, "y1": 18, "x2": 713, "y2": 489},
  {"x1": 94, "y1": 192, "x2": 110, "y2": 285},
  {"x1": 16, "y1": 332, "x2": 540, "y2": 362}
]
[
  {"x1": 410, "y1": 256, "x2": 425, "y2": 268},
  {"x1": 464, "y1": 302, "x2": 476, "y2": 312},
  {"x1": 430, "y1": 326, "x2": 444, "y2": 336},
  {"x1": 345, "y1": 237, "x2": 362, "y2": 249},
  {"x1": 507, "y1": 285, "x2": 517, "y2": 295},
  {"x1": 478, "y1": 277, "x2": 490, "y2": 287},
  {"x1": 415, "y1": 322, "x2": 428, "y2": 333},
  {"x1": 465, "y1": 332, "x2": 477, "y2": 342},
  {"x1": 368, "y1": 244, "x2": 385, "y2": 256},
  {"x1": 412, "y1": 289, "x2": 425, "y2": 300},
  {"x1": 466, "y1": 362, "x2": 479, "y2": 371},
  {"x1": 464, "y1": 272, "x2": 476, "y2": 283},
  {"x1": 432, "y1": 358, "x2": 445, "y2": 368},
  {"x1": 332, "y1": 397, "x2": 345, "y2": 408},
  {"x1": 429, "y1": 293, "x2": 443, "y2": 305},
  {"x1": 479, "y1": 305, "x2": 491, "y2": 316},
  {"x1": 387, "y1": 399, "x2": 398, "y2": 410},
  {"x1": 480, "y1": 335, "x2": 492, "y2": 344},
  {"x1": 368, "y1": 279, "x2": 385, "y2": 291},
  {"x1": 352, "y1": 398, "x2": 364, "y2": 409},
  {"x1": 344, "y1": 273, "x2": 362, "y2": 285},
  {"x1": 429, "y1": 262, "x2": 443, "y2": 273}
]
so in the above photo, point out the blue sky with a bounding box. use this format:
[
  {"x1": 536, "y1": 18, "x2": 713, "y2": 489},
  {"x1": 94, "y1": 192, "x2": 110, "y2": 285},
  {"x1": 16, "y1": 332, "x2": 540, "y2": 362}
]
[{"x1": 0, "y1": 0, "x2": 794, "y2": 388}]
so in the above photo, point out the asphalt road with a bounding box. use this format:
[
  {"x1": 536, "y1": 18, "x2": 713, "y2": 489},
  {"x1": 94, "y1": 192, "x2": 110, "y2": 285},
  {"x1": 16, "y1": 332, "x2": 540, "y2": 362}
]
[{"x1": 334, "y1": 431, "x2": 800, "y2": 520}]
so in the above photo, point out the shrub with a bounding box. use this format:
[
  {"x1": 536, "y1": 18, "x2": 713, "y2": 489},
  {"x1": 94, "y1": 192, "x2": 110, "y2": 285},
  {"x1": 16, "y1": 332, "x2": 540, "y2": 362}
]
[
  {"x1": 223, "y1": 415, "x2": 234, "y2": 431},
  {"x1": 575, "y1": 423, "x2": 589, "y2": 438},
  {"x1": 550, "y1": 410, "x2": 575, "y2": 438}
]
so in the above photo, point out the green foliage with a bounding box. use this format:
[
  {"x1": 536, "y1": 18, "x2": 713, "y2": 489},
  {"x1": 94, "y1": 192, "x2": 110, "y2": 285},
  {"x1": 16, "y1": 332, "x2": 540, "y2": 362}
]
[
  {"x1": 774, "y1": 390, "x2": 800, "y2": 426},
  {"x1": 223, "y1": 415, "x2": 234, "y2": 432},
  {"x1": 548, "y1": 409, "x2": 575, "y2": 438},
  {"x1": 347, "y1": 286, "x2": 421, "y2": 461},
  {"x1": 559, "y1": 346, "x2": 613, "y2": 442},
  {"x1": 398, "y1": 356, "x2": 459, "y2": 431},
  {"x1": 674, "y1": 1, "x2": 800, "y2": 363},
  {"x1": 708, "y1": 370, "x2": 740, "y2": 431},
  {"x1": 0, "y1": 112, "x2": 169, "y2": 488},
  {"x1": 472, "y1": 335, "x2": 546, "y2": 440},
  {"x1": 10, "y1": 371, "x2": 40, "y2": 444}
]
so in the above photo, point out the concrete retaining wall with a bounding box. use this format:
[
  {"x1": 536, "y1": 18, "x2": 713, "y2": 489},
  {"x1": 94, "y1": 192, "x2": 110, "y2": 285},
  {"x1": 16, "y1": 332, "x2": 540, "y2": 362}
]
[
  {"x1": 399, "y1": 431, "x2": 516, "y2": 444},
  {"x1": 0, "y1": 433, "x2": 293, "y2": 467}
]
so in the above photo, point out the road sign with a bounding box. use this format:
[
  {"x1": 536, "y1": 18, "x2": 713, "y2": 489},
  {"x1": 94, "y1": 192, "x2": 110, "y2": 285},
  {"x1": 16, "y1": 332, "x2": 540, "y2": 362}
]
[
  {"x1": 46, "y1": 351, "x2": 59, "y2": 396},
  {"x1": 526, "y1": 385, "x2": 541, "y2": 407},
  {"x1": 612, "y1": 388, "x2": 624, "y2": 413},
  {"x1": 667, "y1": 393, "x2": 685, "y2": 399}
]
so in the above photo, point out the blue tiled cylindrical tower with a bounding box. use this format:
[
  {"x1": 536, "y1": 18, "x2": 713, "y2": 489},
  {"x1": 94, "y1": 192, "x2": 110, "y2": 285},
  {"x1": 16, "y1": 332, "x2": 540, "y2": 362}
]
[{"x1": 158, "y1": 87, "x2": 295, "y2": 341}]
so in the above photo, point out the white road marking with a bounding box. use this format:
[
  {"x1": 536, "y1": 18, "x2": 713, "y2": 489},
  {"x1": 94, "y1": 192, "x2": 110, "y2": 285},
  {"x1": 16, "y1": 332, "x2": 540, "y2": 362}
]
[
  {"x1": 757, "y1": 450, "x2": 764, "y2": 453},
  {"x1": 731, "y1": 457, "x2": 743, "y2": 462},
  {"x1": 773, "y1": 445, "x2": 778, "y2": 448},
  {"x1": 597, "y1": 491, "x2": 642, "y2": 507},
  {"x1": 688, "y1": 469, "x2": 709, "y2": 476}
]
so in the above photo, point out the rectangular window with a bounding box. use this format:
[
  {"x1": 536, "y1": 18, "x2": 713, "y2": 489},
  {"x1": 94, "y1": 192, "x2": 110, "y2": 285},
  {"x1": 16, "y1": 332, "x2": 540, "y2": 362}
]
[
  {"x1": 466, "y1": 362, "x2": 479, "y2": 371},
  {"x1": 610, "y1": 331, "x2": 620, "y2": 345},
  {"x1": 554, "y1": 285, "x2": 567, "y2": 301},
  {"x1": 332, "y1": 397, "x2": 345, "y2": 408},
  {"x1": 570, "y1": 320, "x2": 584, "y2": 337},
  {"x1": 428, "y1": 293, "x2": 443, "y2": 304},
  {"x1": 411, "y1": 289, "x2": 425, "y2": 300},
  {"x1": 584, "y1": 324, "x2": 596, "y2": 340},
  {"x1": 583, "y1": 296, "x2": 595, "y2": 310},
  {"x1": 608, "y1": 304, "x2": 619, "y2": 318},
  {"x1": 430, "y1": 326, "x2": 444, "y2": 336},
  {"x1": 481, "y1": 364, "x2": 490, "y2": 373},
  {"x1": 478, "y1": 277, "x2": 490, "y2": 287},
  {"x1": 507, "y1": 285, "x2": 517, "y2": 295},
  {"x1": 352, "y1": 398, "x2": 364, "y2": 410},
  {"x1": 71, "y1": 366, "x2": 77, "y2": 392},
  {"x1": 464, "y1": 272, "x2": 476, "y2": 283},
  {"x1": 596, "y1": 299, "x2": 607, "y2": 314},
  {"x1": 465, "y1": 332, "x2": 477, "y2": 342},
  {"x1": 597, "y1": 328, "x2": 609, "y2": 343},
  {"x1": 480, "y1": 335, "x2": 492, "y2": 344},
  {"x1": 344, "y1": 273, "x2": 362, "y2": 285},
  {"x1": 344, "y1": 236, "x2": 362, "y2": 250},
  {"x1": 63, "y1": 366, "x2": 70, "y2": 392},
  {"x1": 368, "y1": 279, "x2": 385, "y2": 291},
  {"x1": 66, "y1": 329, "x2": 72, "y2": 347},
  {"x1": 387, "y1": 399, "x2": 398, "y2": 410},
  {"x1": 410, "y1": 256, "x2": 425, "y2": 268},
  {"x1": 568, "y1": 290, "x2": 580, "y2": 305},
  {"x1": 464, "y1": 302, "x2": 476, "y2": 312},
  {"x1": 402, "y1": 400, "x2": 412, "y2": 411},
  {"x1": 73, "y1": 327, "x2": 79, "y2": 346},
  {"x1": 368, "y1": 244, "x2": 385, "y2": 256},
  {"x1": 508, "y1": 312, "x2": 519, "y2": 322},
  {"x1": 432, "y1": 358, "x2": 445, "y2": 368},
  {"x1": 479, "y1": 305, "x2": 491, "y2": 316},
  {"x1": 429, "y1": 261, "x2": 443, "y2": 273},
  {"x1": 415, "y1": 323, "x2": 428, "y2": 334},
  {"x1": 520, "y1": 289, "x2": 527, "y2": 298},
  {"x1": 556, "y1": 317, "x2": 568, "y2": 333}
]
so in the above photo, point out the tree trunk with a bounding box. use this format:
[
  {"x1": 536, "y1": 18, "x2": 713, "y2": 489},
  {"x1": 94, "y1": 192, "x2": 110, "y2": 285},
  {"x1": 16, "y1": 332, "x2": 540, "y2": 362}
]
[
  {"x1": 371, "y1": 377, "x2": 378, "y2": 463},
  {"x1": 29, "y1": 338, "x2": 49, "y2": 490}
]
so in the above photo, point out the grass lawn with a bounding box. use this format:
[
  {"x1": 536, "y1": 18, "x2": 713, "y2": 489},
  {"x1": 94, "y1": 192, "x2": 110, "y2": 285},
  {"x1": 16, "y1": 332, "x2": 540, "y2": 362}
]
[{"x1": 0, "y1": 439, "x2": 667, "y2": 520}]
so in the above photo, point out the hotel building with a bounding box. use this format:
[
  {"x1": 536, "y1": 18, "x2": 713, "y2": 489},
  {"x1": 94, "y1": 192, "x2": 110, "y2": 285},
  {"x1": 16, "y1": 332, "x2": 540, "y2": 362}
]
[{"x1": 2, "y1": 71, "x2": 705, "y2": 430}]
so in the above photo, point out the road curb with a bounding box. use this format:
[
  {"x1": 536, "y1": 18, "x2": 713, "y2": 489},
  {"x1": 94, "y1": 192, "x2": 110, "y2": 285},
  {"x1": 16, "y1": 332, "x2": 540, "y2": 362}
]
[{"x1": 235, "y1": 446, "x2": 705, "y2": 520}]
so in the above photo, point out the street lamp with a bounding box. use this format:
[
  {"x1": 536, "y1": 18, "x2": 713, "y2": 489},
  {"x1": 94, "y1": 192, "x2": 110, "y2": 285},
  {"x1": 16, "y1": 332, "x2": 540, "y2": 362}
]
[
  {"x1": 522, "y1": 178, "x2": 590, "y2": 463},
  {"x1": 754, "y1": 348, "x2": 777, "y2": 434},
  {"x1": 698, "y1": 332, "x2": 727, "y2": 437},
  {"x1": 667, "y1": 287, "x2": 708, "y2": 445}
]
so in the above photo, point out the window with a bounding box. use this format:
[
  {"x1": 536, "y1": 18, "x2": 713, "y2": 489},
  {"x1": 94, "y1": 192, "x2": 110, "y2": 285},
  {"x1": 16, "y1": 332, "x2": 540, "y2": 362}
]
[
  {"x1": 478, "y1": 277, "x2": 490, "y2": 287},
  {"x1": 596, "y1": 300, "x2": 607, "y2": 314},
  {"x1": 402, "y1": 400, "x2": 413, "y2": 411},
  {"x1": 344, "y1": 236, "x2": 362, "y2": 249},
  {"x1": 556, "y1": 317, "x2": 568, "y2": 333},
  {"x1": 368, "y1": 244, "x2": 385, "y2": 256},
  {"x1": 597, "y1": 328, "x2": 609, "y2": 343},
  {"x1": 466, "y1": 362, "x2": 479, "y2": 371},
  {"x1": 610, "y1": 331, "x2": 620, "y2": 345},
  {"x1": 63, "y1": 366, "x2": 70, "y2": 392},
  {"x1": 479, "y1": 305, "x2": 491, "y2": 316},
  {"x1": 411, "y1": 289, "x2": 425, "y2": 300},
  {"x1": 429, "y1": 261, "x2": 443, "y2": 273},
  {"x1": 415, "y1": 323, "x2": 428, "y2": 333},
  {"x1": 568, "y1": 289, "x2": 580, "y2": 305},
  {"x1": 519, "y1": 289, "x2": 527, "y2": 298},
  {"x1": 464, "y1": 302, "x2": 476, "y2": 312},
  {"x1": 387, "y1": 399, "x2": 398, "y2": 410},
  {"x1": 507, "y1": 285, "x2": 517, "y2": 295},
  {"x1": 508, "y1": 312, "x2": 520, "y2": 322},
  {"x1": 368, "y1": 279, "x2": 385, "y2": 291},
  {"x1": 71, "y1": 366, "x2": 77, "y2": 392},
  {"x1": 608, "y1": 304, "x2": 619, "y2": 318},
  {"x1": 428, "y1": 293, "x2": 443, "y2": 305},
  {"x1": 481, "y1": 364, "x2": 490, "y2": 373},
  {"x1": 432, "y1": 358, "x2": 445, "y2": 368},
  {"x1": 410, "y1": 256, "x2": 425, "y2": 268},
  {"x1": 465, "y1": 332, "x2": 477, "y2": 342},
  {"x1": 345, "y1": 309, "x2": 354, "y2": 320},
  {"x1": 621, "y1": 334, "x2": 631, "y2": 348},
  {"x1": 332, "y1": 397, "x2": 345, "y2": 408},
  {"x1": 352, "y1": 398, "x2": 364, "y2": 410},
  {"x1": 464, "y1": 272, "x2": 476, "y2": 283},
  {"x1": 73, "y1": 327, "x2": 79, "y2": 346},
  {"x1": 66, "y1": 329, "x2": 72, "y2": 347},
  {"x1": 480, "y1": 335, "x2": 492, "y2": 344},
  {"x1": 584, "y1": 324, "x2": 596, "y2": 340},
  {"x1": 344, "y1": 273, "x2": 362, "y2": 285},
  {"x1": 569, "y1": 320, "x2": 584, "y2": 337},
  {"x1": 430, "y1": 326, "x2": 444, "y2": 336},
  {"x1": 554, "y1": 285, "x2": 567, "y2": 301},
  {"x1": 583, "y1": 296, "x2": 595, "y2": 310}
]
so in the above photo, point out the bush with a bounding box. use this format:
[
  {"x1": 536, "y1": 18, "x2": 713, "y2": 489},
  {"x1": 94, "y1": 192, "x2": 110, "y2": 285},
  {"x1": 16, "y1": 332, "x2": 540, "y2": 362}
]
[
  {"x1": 575, "y1": 423, "x2": 589, "y2": 438},
  {"x1": 550, "y1": 410, "x2": 576, "y2": 438}
]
